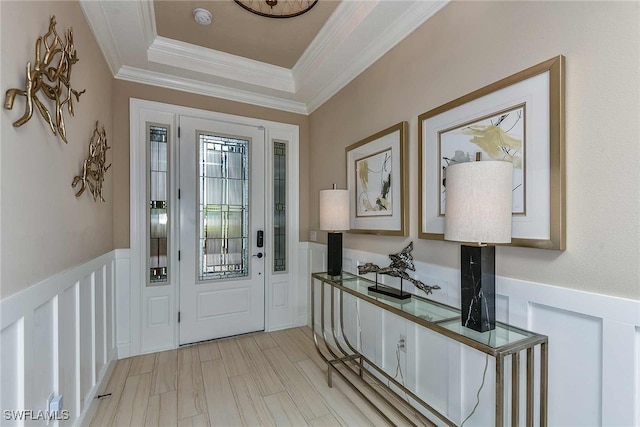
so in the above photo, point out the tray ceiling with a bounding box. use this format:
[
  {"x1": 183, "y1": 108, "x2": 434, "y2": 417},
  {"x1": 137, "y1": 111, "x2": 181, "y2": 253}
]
[{"x1": 80, "y1": 0, "x2": 449, "y2": 114}]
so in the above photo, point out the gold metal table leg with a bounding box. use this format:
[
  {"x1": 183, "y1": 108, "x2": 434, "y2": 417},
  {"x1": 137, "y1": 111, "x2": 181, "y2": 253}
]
[
  {"x1": 541, "y1": 342, "x2": 548, "y2": 427},
  {"x1": 512, "y1": 353, "x2": 520, "y2": 427},
  {"x1": 526, "y1": 347, "x2": 534, "y2": 427},
  {"x1": 496, "y1": 355, "x2": 504, "y2": 427}
]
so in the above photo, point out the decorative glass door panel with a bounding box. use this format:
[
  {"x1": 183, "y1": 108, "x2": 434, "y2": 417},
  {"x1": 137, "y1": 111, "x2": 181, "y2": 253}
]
[
  {"x1": 180, "y1": 117, "x2": 265, "y2": 345},
  {"x1": 148, "y1": 124, "x2": 169, "y2": 285},
  {"x1": 198, "y1": 134, "x2": 249, "y2": 281},
  {"x1": 273, "y1": 141, "x2": 287, "y2": 273}
]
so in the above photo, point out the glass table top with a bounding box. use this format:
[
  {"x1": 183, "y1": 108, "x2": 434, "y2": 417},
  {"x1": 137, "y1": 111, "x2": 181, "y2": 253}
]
[{"x1": 313, "y1": 271, "x2": 544, "y2": 351}]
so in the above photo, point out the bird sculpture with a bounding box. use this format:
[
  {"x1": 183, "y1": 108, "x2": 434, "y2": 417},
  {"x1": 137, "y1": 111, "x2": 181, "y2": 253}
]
[{"x1": 357, "y1": 242, "x2": 441, "y2": 295}]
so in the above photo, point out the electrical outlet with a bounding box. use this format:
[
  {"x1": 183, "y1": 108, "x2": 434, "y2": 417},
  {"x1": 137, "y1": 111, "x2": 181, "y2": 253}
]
[
  {"x1": 399, "y1": 334, "x2": 407, "y2": 353},
  {"x1": 309, "y1": 230, "x2": 317, "y2": 242}
]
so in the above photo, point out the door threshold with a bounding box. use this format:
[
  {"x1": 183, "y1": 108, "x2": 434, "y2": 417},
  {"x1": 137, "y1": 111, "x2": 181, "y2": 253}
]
[{"x1": 179, "y1": 329, "x2": 266, "y2": 347}]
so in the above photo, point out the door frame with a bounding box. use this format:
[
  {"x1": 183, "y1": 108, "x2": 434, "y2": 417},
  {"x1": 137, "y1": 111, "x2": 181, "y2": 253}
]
[{"x1": 129, "y1": 98, "x2": 300, "y2": 355}]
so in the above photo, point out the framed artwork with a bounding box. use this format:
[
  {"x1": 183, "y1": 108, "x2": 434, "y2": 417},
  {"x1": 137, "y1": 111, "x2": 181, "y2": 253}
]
[
  {"x1": 419, "y1": 55, "x2": 565, "y2": 250},
  {"x1": 346, "y1": 122, "x2": 408, "y2": 236}
]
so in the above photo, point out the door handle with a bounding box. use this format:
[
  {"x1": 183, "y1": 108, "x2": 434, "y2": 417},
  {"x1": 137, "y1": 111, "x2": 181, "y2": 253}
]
[{"x1": 252, "y1": 252, "x2": 264, "y2": 259}]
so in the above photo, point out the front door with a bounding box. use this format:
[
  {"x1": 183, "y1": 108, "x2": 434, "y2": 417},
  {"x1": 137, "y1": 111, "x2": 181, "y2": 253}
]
[{"x1": 179, "y1": 117, "x2": 265, "y2": 345}]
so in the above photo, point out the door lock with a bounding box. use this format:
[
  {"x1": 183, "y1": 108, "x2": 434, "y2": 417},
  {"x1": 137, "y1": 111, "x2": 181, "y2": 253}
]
[{"x1": 253, "y1": 252, "x2": 264, "y2": 259}]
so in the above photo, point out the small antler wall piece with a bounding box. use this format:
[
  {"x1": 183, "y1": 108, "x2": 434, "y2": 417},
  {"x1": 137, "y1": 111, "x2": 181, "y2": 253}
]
[
  {"x1": 4, "y1": 16, "x2": 85, "y2": 143},
  {"x1": 72, "y1": 121, "x2": 111, "y2": 202}
]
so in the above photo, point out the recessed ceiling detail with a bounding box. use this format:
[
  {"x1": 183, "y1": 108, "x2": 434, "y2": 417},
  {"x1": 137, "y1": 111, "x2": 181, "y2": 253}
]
[
  {"x1": 234, "y1": 0, "x2": 318, "y2": 18},
  {"x1": 79, "y1": 0, "x2": 449, "y2": 115}
]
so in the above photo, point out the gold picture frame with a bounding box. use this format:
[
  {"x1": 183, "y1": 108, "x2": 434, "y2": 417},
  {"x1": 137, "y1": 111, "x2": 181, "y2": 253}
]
[
  {"x1": 346, "y1": 122, "x2": 408, "y2": 236},
  {"x1": 419, "y1": 55, "x2": 566, "y2": 250}
]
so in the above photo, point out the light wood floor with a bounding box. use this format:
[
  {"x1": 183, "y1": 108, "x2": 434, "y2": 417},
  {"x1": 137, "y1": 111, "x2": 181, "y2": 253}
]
[{"x1": 88, "y1": 327, "x2": 424, "y2": 427}]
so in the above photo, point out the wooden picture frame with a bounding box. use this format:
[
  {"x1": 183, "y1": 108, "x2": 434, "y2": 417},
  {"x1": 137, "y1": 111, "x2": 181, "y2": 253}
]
[
  {"x1": 419, "y1": 56, "x2": 566, "y2": 250},
  {"x1": 346, "y1": 122, "x2": 408, "y2": 236}
]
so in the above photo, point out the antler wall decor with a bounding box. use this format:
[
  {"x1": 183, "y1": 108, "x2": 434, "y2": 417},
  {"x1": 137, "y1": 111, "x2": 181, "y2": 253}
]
[
  {"x1": 72, "y1": 121, "x2": 111, "y2": 202},
  {"x1": 4, "y1": 16, "x2": 85, "y2": 143}
]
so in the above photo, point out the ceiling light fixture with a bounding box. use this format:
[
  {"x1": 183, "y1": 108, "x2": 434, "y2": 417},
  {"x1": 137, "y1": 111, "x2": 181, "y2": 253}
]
[
  {"x1": 193, "y1": 8, "x2": 212, "y2": 25},
  {"x1": 234, "y1": 0, "x2": 318, "y2": 18}
]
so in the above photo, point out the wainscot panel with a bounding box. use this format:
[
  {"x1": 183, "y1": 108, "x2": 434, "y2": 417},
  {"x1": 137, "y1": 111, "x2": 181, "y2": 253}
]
[
  {"x1": 0, "y1": 251, "x2": 120, "y2": 426},
  {"x1": 302, "y1": 242, "x2": 640, "y2": 426}
]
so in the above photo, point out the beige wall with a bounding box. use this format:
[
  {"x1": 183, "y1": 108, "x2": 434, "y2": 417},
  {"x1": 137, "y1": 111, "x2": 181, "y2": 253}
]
[
  {"x1": 1, "y1": 1, "x2": 114, "y2": 298},
  {"x1": 111, "y1": 80, "x2": 310, "y2": 248},
  {"x1": 309, "y1": 1, "x2": 640, "y2": 300}
]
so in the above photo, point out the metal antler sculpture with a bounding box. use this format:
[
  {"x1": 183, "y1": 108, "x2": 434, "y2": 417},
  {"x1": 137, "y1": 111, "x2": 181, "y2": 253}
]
[
  {"x1": 4, "y1": 16, "x2": 85, "y2": 143},
  {"x1": 358, "y1": 242, "x2": 441, "y2": 295},
  {"x1": 72, "y1": 121, "x2": 110, "y2": 202}
]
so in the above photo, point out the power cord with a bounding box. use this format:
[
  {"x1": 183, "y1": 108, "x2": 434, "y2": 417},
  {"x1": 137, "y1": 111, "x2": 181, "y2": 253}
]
[
  {"x1": 389, "y1": 339, "x2": 429, "y2": 426},
  {"x1": 354, "y1": 298, "x2": 494, "y2": 426},
  {"x1": 355, "y1": 299, "x2": 363, "y2": 351},
  {"x1": 355, "y1": 300, "x2": 422, "y2": 420},
  {"x1": 460, "y1": 330, "x2": 492, "y2": 426}
]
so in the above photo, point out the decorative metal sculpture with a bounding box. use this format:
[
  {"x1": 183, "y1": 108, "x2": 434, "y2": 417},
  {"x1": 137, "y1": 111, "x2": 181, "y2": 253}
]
[
  {"x1": 4, "y1": 16, "x2": 85, "y2": 143},
  {"x1": 358, "y1": 242, "x2": 441, "y2": 295},
  {"x1": 72, "y1": 121, "x2": 110, "y2": 202}
]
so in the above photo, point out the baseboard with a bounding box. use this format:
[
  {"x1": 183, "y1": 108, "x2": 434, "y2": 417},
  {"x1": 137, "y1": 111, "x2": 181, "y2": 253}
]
[
  {"x1": 117, "y1": 341, "x2": 131, "y2": 359},
  {"x1": 76, "y1": 348, "x2": 118, "y2": 426}
]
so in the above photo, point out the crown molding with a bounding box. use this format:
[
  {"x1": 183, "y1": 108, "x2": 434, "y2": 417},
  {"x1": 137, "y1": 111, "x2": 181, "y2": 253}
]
[
  {"x1": 304, "y1": 0, "x2": 449, "y2": 113},
  {"x1": 78, "y1": 0, "x2": 122, "y2": 75},
  {"x1": 83, "y1": 0, "x2": 449, "y2": 115},
  {"x1": 148, "y1": 37, "x2": 296, "y2": 94},
  {"x1": 292, "y1": 1, "x2": 378, "y2": 80},
  {"x1": 116, "y1": 66, "x2": 308, "y2": 115},
  {"x1": 137, "y1": 0, "x2": 157, "y2": 47}
]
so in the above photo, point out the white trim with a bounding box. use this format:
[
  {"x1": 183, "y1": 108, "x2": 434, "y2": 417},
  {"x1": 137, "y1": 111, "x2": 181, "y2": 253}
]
[
  {"x1": 129, "y1": 98, "x2": 301, "y2": 355},
  {"x1": 82, "y1": 0, "x2": 449, "y2": 115},
  {"x1": 116, "y1": 66, "x2": 308, "y2": 115},
  {"x1": 0, "y1": 251, "x2": 119, "y2": 427},
  {"x1": 78, "y1": 0, "x2": 122, "y2": 76},
  {"x1": 292, "y1": 1, "x2": 378, "y2": 81},
  {"x1": 115, "y1": 249, "x2": 131, "y2": 358},
  {"x1": 303, "y1": 0, "x2": 449, "y2": 113},
  {"x1": 263, "y1": 127, "x2": 302, "y2": 331},
  {"x1": 137, "y1": 0, "x2": 157, "y2": 47},
  {"x1": 148, "y1": 37, "x2": 296, "y2": 93}
]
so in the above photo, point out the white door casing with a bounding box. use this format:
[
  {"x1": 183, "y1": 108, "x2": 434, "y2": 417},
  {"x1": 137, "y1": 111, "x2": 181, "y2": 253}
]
[
  {"x1": 179, "y1": 117, "x2": 265, "y2": 344},
  {"x1": 129, "y1": 99, "x2": 301, "y2": 355}
]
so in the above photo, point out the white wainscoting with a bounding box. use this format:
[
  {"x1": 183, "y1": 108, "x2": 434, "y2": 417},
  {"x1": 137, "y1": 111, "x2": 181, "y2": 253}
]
[
  {"x1": 0, "y1": 250, "x2": 122, "y2": 426},
  {"x1": 301, "y1": 242, "x2": 640, "y2": 426}
]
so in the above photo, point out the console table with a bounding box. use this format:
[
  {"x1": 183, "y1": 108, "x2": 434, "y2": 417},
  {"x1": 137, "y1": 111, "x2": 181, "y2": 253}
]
[{"x1": 311, "y1": 272, "x2": 548, "y2": 427}]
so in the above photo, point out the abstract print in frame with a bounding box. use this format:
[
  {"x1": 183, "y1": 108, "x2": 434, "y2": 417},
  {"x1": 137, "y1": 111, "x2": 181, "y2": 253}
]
[
  {"x1": 346, "y1": 122, "x2": 408, "y2": 236},
  {"x1": 419, "y1": 55, "x2": 566, "y2": 250},
  {"x1": 439, "y1": 103, "x2": 526, "y2": 216},
  {"x1": 355, "y1": 148, "x2": 393, "y2": 217}
]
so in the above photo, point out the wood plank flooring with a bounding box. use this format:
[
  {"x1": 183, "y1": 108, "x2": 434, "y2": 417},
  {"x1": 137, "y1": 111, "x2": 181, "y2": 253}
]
[{"x1": 88, "y1": 327, "x2": 419, "y2": 427}]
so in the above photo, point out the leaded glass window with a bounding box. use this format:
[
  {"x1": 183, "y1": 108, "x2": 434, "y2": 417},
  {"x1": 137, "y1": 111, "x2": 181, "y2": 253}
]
[
  {"x1": 273, "y1": 141, "x2": 286, "y2": 272},
  {"x1": 149, "y1": 124, "x2": 168, "y2": 285},
  {"x1": 199, "y1": 134, "x2": 249, "y2": 281}
]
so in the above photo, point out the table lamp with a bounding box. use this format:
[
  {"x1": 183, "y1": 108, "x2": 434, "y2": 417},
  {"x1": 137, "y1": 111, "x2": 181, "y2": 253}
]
[
  {"x1": 444, "y1": 161, "x2": 513, "y2": 332},
  {"x1": 320, "y1": 185, "x2": 349, "y2": 277}
]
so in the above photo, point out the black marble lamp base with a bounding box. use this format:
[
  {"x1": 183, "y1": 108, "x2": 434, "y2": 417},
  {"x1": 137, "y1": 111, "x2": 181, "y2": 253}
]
[
  {"x1": 327, "y1": 232, "x2": 343, "y2": 277},
  {"x1": 461, "y1": 245, "x2": 496, "y2": 332}
]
